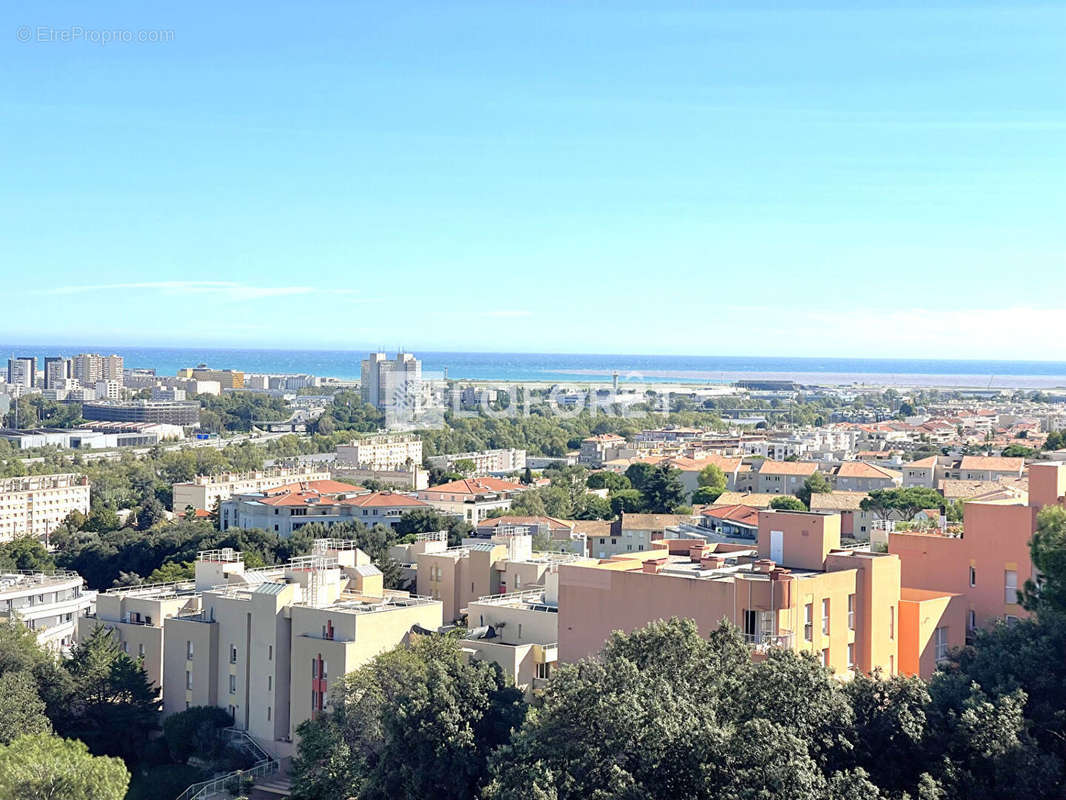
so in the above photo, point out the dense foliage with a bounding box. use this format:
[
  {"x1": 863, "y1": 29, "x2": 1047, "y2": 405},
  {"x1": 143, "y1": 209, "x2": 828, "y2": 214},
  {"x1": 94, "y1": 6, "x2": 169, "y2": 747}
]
[{"x1": 290, "y1": 635, "x2": 525, "y2": 800}]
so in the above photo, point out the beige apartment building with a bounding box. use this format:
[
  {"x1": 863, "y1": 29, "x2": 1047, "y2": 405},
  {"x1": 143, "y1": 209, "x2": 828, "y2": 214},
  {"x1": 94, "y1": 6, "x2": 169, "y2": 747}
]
[
  {"x1": 172, "y1": 467, "x2": 331, "y2": 511},
  {"x1": 335, "y1": 434, "x2": 423, "y2": 471},
  {"x1": 832, "y1": 462, "x2": 902, "y2": 492},
  {"x1": 177, "y1": 367, "x2": 245, "y2": 389},
  {"x1": 81, "y1": 540, "x2": 442, "y2": 756},
  {"x1": 754, "y1": 460, "x2": 820, "y2": 494},
  {"x1": 0, "y1": 473, "x2": 91, "y2": 542},
  {"x1": 417, "y1": 533, "x2": 578, "y2": 623},
  {"x1": 462, "y1": 584, "x2": 559, "y2": 696}
]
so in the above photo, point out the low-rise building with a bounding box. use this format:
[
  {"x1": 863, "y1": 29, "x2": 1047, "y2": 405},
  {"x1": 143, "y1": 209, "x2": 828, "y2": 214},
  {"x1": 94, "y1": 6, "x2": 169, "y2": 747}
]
[
  {"x1": 889, "y1": 461, "x2": 1066, "y2": 636},
  {"x1": 832, "y1": 461, "x2": 902, "y2": 492},
  {"x1": 755, "y1": 460, "x2": 820, "y2": 494},
  {"x1": 0, "y1": 473, "x2": 90, "y2": 542},
  {"x1": 418, "y1": 477, "x2": 530, "y2": 524},
  {"x1": 426, "y1": 448, "x2": 527, "y2": 476},
  {"x1": 221, "y1": 482, "x2": 429, "y2": 536},
  {"x1": 578, "y1": 434, "x2": 628, "y2": 467},
  {"x1": 699, "y1": 504, "x2": 760, "y2": 539},
  {"x1": 558, "y1": 510, "x2": 961, "y2": 679},
  {"x1": 82, "y1": 399, "x2": 201, "y2": 426},
  {"x1": 173, "y1": 467, "x2": 331, "y2": 512},
  {"x1": 2, "y1": 570, "x2": 92, "y2": 652},
  {"x1": 668, "y1": 455, "x2": 743, "y2": 500}
]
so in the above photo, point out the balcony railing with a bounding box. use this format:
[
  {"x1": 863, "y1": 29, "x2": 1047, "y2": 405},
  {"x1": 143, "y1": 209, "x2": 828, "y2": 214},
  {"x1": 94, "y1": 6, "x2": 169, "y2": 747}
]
[{"x1": 742, "y1": 631, "x2": 794, "y2": 652}]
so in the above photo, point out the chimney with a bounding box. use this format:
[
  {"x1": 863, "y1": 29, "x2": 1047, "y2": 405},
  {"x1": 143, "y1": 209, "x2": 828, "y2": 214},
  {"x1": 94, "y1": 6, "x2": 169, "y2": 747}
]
[
  {"x1": 938, "y1": 504, "x2": 947, "y2": 533},
  {"x1": 642, "y1": 558, "x2": 668, "y2": 575},
  {"x1": 700, "y1": 554, "x2": 726, "y2": 570},
  {"x1": 754, "y1": 559, "x2": 775, "y2": 574},
  {"x1": 689, "y1": 545, "x2": 709, "y2": 563}
]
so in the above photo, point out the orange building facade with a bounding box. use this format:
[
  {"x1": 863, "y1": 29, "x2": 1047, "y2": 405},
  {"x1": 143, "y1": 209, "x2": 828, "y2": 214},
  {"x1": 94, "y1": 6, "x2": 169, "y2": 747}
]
[{"x1": 558, "y1": 509, "x2": 961, "y2": 678}]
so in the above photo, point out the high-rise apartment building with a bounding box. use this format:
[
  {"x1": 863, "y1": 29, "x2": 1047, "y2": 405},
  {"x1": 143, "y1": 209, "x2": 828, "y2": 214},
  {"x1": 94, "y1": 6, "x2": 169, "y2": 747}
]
[
  {"x1": 44, "y1": 356, "x2": 71, "y2": 389},
  {"x1": 71, "y1": 353, "x2": 124, "y2": 386},
  {"x1": 360, "y1": 351, "x2": 421, "y2": 410},
  {"x1": 6, "y1": 356, "x2": 36, "y2": 388}
]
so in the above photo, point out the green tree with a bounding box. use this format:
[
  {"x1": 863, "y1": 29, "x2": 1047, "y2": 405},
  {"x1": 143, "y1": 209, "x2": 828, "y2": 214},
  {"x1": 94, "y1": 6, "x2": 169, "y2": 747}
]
[
  {"x1": 0, "y1": 671, "x2": 52, "y2": 743},
  {"x1": 860, "y1": 487, "x2": 944, "y2": 522},
  {"x1": 573, "y1": 494, "x2": 612, "y2": 520},
  {"x1": 162, "y1": 705, "x2": 234, "y2": 763},
  {"x1": 0, "y1": 537, "x2": 56, "y2": 572},
  {"x1": 691, "y1": 486, "x2": 724, "y2": 505},
  {"x1": 639, "y1": 465, "x2": 686, "y2": 513},
  {"x1": 291, "y1": 635, "x2": 525, "y2": 800},
  {"x1": 136, "y1": 495, "x2": 167, "y2": 530},
  {"x1": 770, "y1": 495, "x2": 806, "y2": 511},
  {"x1": 453, "y1": 458, "x2": 476, "y2": 475},
  {"x1": 797, "y1": 471, "x2": 833, "y2": 508},
  {"x1": 587, "y1": 471, "x2": 630, "y2": 492},
  {"x1": 63, "y1": 627, "x2": 159, "y2": 761},
  {"x1": 609, "y1": 489, "x2": 644, "y2": 517},
  {"x1": 1022, "y1": 506, "x2": 1066, "y2": 614},
  {"x1": 623, "y1": 462, "x2": 655, "y2": 490},
  {"x1": 697, "y1": 463, "x2": 727, "y2": 491},
  {"x1": 0, "y1": 734, "x2": 129, "y2": 800}
]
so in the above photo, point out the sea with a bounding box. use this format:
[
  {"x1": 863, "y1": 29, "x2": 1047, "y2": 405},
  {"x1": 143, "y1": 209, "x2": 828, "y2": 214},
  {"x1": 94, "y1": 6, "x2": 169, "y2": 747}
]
[{"x1": 4, "y1": 345, "x2": 1066, "y2": 389}]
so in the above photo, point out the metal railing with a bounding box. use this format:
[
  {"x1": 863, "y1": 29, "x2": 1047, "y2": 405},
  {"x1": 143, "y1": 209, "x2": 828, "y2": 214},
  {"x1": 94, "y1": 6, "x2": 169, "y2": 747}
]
[
  {"x1": 742, "y1": 631, "x2": 795, "y2": 651},
  {"x1": 174, "y1": 729, "x2": 279, "y2": 800}
]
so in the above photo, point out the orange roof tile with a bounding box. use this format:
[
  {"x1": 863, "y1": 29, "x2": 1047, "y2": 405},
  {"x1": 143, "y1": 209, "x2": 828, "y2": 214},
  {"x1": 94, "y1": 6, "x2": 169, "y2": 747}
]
[
  {"x1": 959, "y1": 455, "x2": 1025, "y2": 473},
  {"x1": 757, "y1": 460, "x2": 819, "y2": 476}
]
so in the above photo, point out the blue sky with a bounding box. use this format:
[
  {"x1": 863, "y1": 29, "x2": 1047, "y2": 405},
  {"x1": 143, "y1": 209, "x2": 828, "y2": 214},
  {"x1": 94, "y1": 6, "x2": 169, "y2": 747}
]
[{"x1": 1, "y1": 1, "x2": 1063, "y2": 359}]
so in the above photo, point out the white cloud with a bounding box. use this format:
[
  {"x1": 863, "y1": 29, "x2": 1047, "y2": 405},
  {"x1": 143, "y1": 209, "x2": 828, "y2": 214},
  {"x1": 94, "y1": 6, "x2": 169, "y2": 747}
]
[
  {"x1": 479, "y1": 310, "x2": 532, "y2": 318},
  {"x1": 41, "y1": 281, "x2": 372, "y2": 301}
]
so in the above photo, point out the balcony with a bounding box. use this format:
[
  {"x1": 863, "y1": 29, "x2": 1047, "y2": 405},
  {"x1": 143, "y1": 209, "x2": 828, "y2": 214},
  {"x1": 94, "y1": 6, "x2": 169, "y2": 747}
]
[{"x1": 742, "y1": 631, "x2": 794, "y2": 652}]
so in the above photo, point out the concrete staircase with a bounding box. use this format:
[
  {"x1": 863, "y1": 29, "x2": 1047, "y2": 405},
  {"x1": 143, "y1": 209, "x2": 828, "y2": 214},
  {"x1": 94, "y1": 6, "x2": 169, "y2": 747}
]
[{"x1": 249, "y1": 774, "x2": 292, "y2": 800}]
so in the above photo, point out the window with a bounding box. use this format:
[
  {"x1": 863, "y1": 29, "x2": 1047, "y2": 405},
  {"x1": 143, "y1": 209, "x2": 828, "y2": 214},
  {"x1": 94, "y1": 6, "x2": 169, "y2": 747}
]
[
  {"x1": 804, "y1": 603, "x2": 813, "y2": 641},
  {"x1": 535, "y1": 662, "x2": 551, "y2": 680},
  {"x1": 969, "y1": 566, "x2": 976, "y2": 587},
  {"x1": 889, "y1": 655, "x2": 894, "y2": 675},
  {"x1": 847, "y1": 594, "x2": 855, "y2": 630},
  {"x1": 230, "y1": 645, "x2": 238, "y2": 664},
  {"x1": 185, "y1": 639, "x2": 194, "y2": 659},
  {"x1": 267, "y1": 676, "x2": 272, "y2": 691},
  {"x1": 968, "y1": 610, "x2": 977, "y2": 630},
  {"x1": 934, "y1": 627, "x2": 949, "y2": 661},
  {"x1": 1004, "y1": 570, "x2": 1018, "y2": 605},
  {"x1": 821, "y1": 648, "x2": 829, "y2": 667},
  {"x1": 185, "y1": 670, "x2": 193, "y2": 690},
  {"x1": 514, "y1": 574, "x2": 521, "y2": 589},
  {"x1": 267, "y1": 706, "x2": 271, "y2": 721},
  {"x1": 889, "y1": 606, "x2": 895, "y2": 639},
  {"x1": 268, "y1": 644, "x2": 273, "y2": 660},
  {"x1": 138, "y1": 642, "x2": 145, "y2": 658},
  {"x1": 229, "y1": 675, "x2": 237, "y2": 694},
  {"x1": 822, "y1": 599, "x2": 830, "y2": 635}
]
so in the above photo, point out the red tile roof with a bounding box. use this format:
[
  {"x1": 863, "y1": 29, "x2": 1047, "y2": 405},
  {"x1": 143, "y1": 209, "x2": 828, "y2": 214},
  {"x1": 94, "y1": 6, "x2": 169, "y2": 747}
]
[
  {"x1": 700, "y1": 504, "x2": 760, "y2": 526},
  {"x1": 669, "y1": 455, "x2": 742, "y2": 473},
  {"x1": 959, "y1": 455, "x2": 1025, "y2": 473},
  {"x1": 757, "y1": 460, "x2": 819, "y2": 476},
  {"x1": 341, "y1": 492, "x2": 430, "y2": 508},
  {"x1": 424, "y1": 477, "x2": 527, "y2": 496}
]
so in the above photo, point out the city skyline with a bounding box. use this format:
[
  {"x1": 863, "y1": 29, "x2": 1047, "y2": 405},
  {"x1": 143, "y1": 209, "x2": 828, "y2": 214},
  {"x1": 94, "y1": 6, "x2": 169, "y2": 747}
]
[{"x1": 3, "y1": 1, "x2": 1063, "y2": 359}]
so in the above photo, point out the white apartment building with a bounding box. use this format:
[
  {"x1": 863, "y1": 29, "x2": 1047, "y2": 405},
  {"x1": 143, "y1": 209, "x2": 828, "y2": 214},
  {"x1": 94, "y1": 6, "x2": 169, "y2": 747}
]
[
  {"x1": 0, "y1": 473, "x2": 91, "y2": 542},
  {"x1": 426, "y1": 448, "x2": 527, "y2": 475},
  {"x1": 220, "y1": 482, "x2": 431, "y2": 536},
  {"x1": 95, "y1": 380, "x2": 122, "y2": 400},
  {"x1": 44, "y1": 357, "x2": 71, "y2": 389},
  {"x1": 6, "y1": 357, "x2": 36, "y2": 388},
  {"x1": 360, "y1": 351, "x2": 421, "y2": 411},
  {"x1": 172, "y1": 467, "x2": 332, "y2": 511},
  {"x1": 2, "y1": 570, "x2": 92, "y2": 652},
  {"x1": 335, "y1": 434, "x2": 423, "y2": 471}
]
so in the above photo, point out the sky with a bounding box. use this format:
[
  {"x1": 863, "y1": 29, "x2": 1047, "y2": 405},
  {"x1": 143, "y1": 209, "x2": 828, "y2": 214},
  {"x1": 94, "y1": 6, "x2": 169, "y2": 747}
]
[{"x1": 1, "y1": 1, "x2": 1063, "y2": 359}]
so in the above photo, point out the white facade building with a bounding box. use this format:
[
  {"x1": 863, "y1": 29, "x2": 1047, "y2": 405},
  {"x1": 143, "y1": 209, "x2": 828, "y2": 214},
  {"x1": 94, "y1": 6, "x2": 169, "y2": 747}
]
[
  {"x1": 0, "y1": 473, "x2": 91, "y2": 542},
  {"x1": 335, "y1": 434, "x2": 423, "y2": 471},
  {"x1": 426, "y1": 448, "x2": 527, "y2": 475},
  {"x1": 172, "y1": 467, "x2": 332, "y2": 512},
  {"x1": 1, "y1": 570, "x2": 92, "y2": 652}
]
